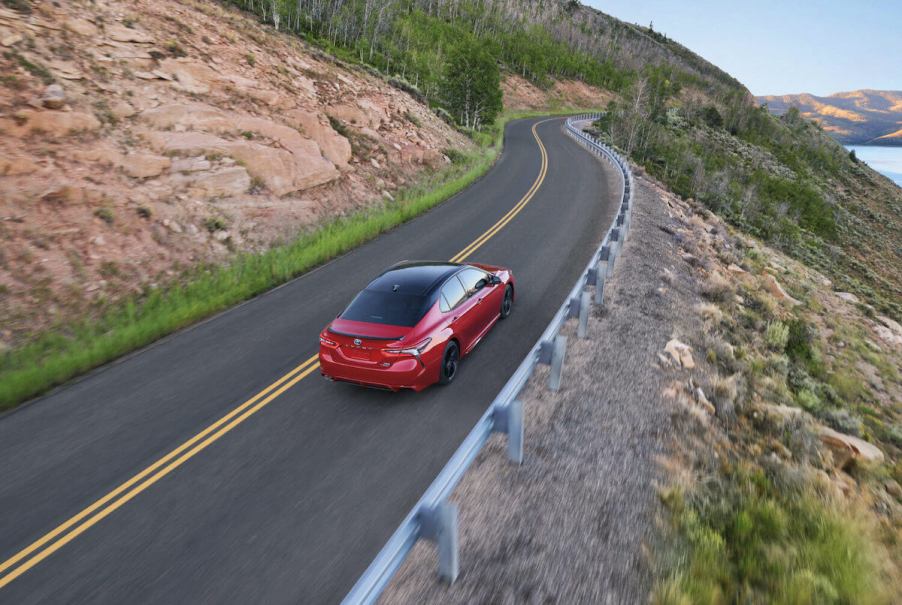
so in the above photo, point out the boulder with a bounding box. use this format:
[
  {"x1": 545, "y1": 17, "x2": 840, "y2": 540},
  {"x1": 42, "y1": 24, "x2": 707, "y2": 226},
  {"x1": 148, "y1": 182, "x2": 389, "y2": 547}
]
[
  {"x1": 873, "y1": 316, "x2": 902, "y2": 348},
  {"x1": 171, "y1": 156, "x2": 212, "y2": 173},
  {"x1": 49, "y1": 61, "x2": 83, "y2": 80},
  {"x1": 327, "y1": 103, "x2": 376, "y2": 129},
  {"x1": 176, "y1": 167, "x2": 251, "y2": 197},
  {"x1": 355, "y1": 98, "x2": 388, "y2": 128},
  {"x1": 1, "y1": 33, "x2": 22, "y2": 47},
  {"x1": 110, "y1": 101, "x2": 136, "y2": 119},
  {"x1": 40, "y1": 84, "x2": 67, "y2": 109},
  {"x1": 159, "y1": 59, "x2": 219, "y2": 94},
  {"x1": 41, "y1": 184, "x2": 85, "y2": 205},
  {"x1": 763, "y1": 273, "x2": 800, "y2": 306},
  {"x1": 146, "y1": 131, "x2": 338, "y2": 196},
  {"x1": 284, "y1": 109, "x2": 351, "y2": 167},
  {"x1": 73, "y1": 146, "x2": 123, "y2": 166},
  {"x1": 664, "y1": 339, "x2": 695, "y2": 369},
  {"x1": 15, "y1": 110, "x2": 101, "y2": 137},
  {"x1": 141, "y1": 102, "x2": 233, "y2": 131},
  {"x1": 64, "y1": 18, "x2": 98, "y2": 37},
  {"x1": 122, "y1": 153, "x2": 171, "y2": 178},
  {"x1": 106, "y1": 26, "x2": 154, "y2": 44},
  {"x1": 818, "y1": 426, "x2": 884, "y2": 470},
  {"x1": 0, "y1": 154, "x2": 39, "y2": 176},
  {"x1": 835, "y1": 291, "x2": 860, "y2": 304}
]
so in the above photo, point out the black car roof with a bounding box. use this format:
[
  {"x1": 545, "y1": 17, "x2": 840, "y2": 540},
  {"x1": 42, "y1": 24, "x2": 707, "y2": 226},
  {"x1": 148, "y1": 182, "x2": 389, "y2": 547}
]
[{"x1": 367, "y1": 261, "x2": 462, "y2": 296}]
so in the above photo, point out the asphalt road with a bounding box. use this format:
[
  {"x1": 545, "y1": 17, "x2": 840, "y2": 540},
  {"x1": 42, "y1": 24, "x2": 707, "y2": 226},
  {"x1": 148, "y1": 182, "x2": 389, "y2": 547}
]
[{"x1": 0, "y1": 117, "x2": 620, "y2": 604}]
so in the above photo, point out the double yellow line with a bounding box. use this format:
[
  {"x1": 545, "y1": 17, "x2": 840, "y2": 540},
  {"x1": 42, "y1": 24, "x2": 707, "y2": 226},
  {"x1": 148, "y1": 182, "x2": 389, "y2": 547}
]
[
  {"x1": 0, "y1": 119, "x2": 553, "y2": 589},
  {"x1": 449, "y1": 120, "x2": 549, "y2": 263}
]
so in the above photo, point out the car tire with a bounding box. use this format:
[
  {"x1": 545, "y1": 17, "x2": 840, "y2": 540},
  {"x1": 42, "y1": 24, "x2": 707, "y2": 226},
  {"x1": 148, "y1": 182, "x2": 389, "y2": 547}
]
[
  {"x1": 499, "y1": 285, "x2": 513, "y2": 319},
  {"x1": 438, "y1": 340, "x2": 459, "y2": 386}
]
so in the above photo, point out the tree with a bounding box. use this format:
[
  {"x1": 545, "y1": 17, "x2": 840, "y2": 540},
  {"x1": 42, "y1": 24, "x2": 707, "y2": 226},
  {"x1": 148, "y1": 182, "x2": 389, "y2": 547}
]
[{"x1": 442, "y1": 43, "x2": 502, "y2": 130}]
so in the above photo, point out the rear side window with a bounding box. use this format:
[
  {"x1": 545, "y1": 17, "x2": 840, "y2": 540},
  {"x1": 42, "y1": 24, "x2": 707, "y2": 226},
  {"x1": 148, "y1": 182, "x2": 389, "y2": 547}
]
[
  {"x1": 457, "y1": 268, "x2": 488, "y2": 295},
  {"x1": 341, "y1": 290, "x2": 429, "y2": 326},
  {"x1": 440, "y1": 276, "x2": 467, "y2": 312}
]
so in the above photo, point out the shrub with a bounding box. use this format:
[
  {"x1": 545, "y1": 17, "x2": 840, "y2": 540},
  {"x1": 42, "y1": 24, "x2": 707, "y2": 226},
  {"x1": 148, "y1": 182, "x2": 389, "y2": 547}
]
[
  {"x1": 795, "y1": 388, "x2": 822, "y2": 412},
  {"x1": 1, "y1": 0, "x2": 31, "y2": 14},
  {"x1": 94, "y1": 208, "x2": 114, "y2": 225},
  {"x1": 765, "y1": 321, "x2": 789, "y2": 351},
  {"x1": 443, "y1": 148, "x2": 467, "y2": 165},
  {"x1": 821, "y1": 408, "x2": 863, "y2": 437},
  {"x1": 785, "y1": 317, "x2": 822, "y2": 374},
  {"x1": 656, "y1": 467, "x2": 884, "y2": 604},
  {"x1": 403, "y1": 110, "x2": 422, "y2": 128},
  {"x1": 203, "y1": 216, "x2": 227, "y2": 232},
  {"x1": 165, "y1": 40, "x2": 187, "y2": 58},
  {"x1": 327, "y1": 116, "x2": 349, "y2": 138},
  {"x1": 701, "y1": 272, "x2": 733, "y2": 302}
]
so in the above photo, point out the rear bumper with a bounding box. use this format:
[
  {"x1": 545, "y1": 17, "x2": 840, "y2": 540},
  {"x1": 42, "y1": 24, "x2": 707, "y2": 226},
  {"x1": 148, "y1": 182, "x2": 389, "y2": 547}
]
[{"x1": 319, "y1": 348, "x2": 435, "y2": 391}]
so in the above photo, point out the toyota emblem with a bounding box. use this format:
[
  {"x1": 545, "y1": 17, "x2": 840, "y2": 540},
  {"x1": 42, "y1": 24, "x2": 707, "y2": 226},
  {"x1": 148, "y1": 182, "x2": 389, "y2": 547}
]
[{"x1": 353, "y1": 338, "x2": 362, "y2": 346}]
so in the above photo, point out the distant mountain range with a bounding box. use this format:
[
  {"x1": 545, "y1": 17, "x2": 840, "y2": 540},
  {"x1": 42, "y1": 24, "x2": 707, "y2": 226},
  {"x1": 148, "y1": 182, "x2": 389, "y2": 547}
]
[{"x1": 756, "y1": 90, "x2": 902, "y2": 146}]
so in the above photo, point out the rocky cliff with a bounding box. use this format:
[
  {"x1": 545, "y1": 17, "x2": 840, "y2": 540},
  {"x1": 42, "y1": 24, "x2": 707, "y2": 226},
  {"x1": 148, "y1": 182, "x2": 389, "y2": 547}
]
[{"x1": 0, "y1": 0, "x2": 470, "y2": 345}]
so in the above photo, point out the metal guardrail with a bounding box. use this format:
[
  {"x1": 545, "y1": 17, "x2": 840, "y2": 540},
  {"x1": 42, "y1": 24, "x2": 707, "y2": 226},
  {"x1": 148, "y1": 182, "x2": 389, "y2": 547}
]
[{"x1": 343, "y1": 114, "x2": 633, "y2": 605}]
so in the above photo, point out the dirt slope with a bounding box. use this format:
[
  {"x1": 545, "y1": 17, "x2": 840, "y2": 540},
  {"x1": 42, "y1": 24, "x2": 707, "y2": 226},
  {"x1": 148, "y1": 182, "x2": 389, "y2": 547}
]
[{"x1": 0, "y1": 0, "x2": 470, "y2": 348}]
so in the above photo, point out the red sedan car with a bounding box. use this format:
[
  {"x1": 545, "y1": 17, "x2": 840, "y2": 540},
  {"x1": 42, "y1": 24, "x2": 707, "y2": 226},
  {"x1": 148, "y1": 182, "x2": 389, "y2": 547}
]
[{"x1": 319, "y1": 261, "x2": 515, "y2": 391}]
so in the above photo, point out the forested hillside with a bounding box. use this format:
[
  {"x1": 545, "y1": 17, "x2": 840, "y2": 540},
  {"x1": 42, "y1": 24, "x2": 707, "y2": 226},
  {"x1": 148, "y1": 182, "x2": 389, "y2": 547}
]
[{"x1": 232, "y1": 0, "x2": 900, "y2": 319}]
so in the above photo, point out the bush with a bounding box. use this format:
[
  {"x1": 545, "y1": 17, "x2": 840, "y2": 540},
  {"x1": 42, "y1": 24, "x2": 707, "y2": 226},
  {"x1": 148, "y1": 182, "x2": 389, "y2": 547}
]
[
  {"x1": 1, "y1": 0, "x2": 31, "y2": 14},
  {"x1": 203, "y1": 216, "x2": 227, "y2": 232},
  {"x1": 94, "y1": 208, "x2": 114, "y2": 225},
  {"x1": 765, "y1": 321, "x2": 789, "y2": 351},
  {"x1": 821, "y1": 408, "x2": 863, "y2": 436},
  {"x1": 443, "y1": 148, "x2": 467, "y2": 165},
  {"x1": 657, "y1": 467, "x2": 885, "y2": 604}
]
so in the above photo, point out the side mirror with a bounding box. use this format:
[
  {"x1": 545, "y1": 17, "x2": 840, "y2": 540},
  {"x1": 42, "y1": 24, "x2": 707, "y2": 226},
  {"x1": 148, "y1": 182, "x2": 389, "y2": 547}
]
[
  {"x1": 474, "y1": 279, "x2": 487, "y2": 291},
  {"x1": 490, "y1": 275, "x2": 502, "y2": 285}
]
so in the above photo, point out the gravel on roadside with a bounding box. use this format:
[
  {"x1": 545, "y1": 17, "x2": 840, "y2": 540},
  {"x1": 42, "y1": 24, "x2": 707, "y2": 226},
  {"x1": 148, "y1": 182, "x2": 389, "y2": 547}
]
[{"x1": 382, "y1": 173, "x2": 706, "y2": 604}]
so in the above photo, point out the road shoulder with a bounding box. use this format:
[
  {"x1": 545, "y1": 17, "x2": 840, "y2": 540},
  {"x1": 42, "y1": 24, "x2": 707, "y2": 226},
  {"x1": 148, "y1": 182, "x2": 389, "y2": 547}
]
[{"x1": 382, "y1": 169, "x2": 692, "y2": 603}]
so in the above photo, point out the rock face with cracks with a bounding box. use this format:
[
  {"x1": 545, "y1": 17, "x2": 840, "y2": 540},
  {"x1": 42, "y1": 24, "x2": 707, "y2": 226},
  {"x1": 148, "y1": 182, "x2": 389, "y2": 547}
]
[{"x1": 0, "y1": 0, "x2": 471, "y2": 347}]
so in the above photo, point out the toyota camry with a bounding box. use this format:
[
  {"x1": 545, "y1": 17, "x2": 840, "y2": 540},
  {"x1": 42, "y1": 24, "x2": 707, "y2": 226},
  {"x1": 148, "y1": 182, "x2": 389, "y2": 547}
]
[{"x1": 319, "y1": 261, "x2": 515, "y2": 391}]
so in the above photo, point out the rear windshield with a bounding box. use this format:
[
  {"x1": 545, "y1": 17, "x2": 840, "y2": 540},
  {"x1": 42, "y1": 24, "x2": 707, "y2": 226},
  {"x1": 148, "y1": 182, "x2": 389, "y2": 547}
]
[{"x1": 341, "y1": 290, "x2": 431, "y2": 327}]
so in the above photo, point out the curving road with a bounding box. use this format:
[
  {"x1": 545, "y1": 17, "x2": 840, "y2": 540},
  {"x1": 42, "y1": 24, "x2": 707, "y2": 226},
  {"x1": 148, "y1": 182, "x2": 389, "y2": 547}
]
[{"x1": 0, "y1": 117, "x2": 620, "y2": 603}]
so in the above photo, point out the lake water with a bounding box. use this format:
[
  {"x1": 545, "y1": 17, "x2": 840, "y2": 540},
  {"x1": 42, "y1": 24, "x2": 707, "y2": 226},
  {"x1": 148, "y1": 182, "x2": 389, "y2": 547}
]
[{"x1": 845, "y1": 145, "x2": 902, "y2": 187}]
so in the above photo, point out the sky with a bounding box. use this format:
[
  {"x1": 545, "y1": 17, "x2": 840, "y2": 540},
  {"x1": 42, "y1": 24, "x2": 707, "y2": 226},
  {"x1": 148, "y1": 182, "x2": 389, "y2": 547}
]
[{"x1": 586, "y1": 1, "x2": 902, "y2": 97}]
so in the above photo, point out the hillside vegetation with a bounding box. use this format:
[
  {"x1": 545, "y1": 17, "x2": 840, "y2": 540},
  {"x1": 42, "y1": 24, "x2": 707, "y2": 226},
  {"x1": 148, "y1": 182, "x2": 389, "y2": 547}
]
[
  {"x1": 233, "y1": 0, "x2": 901, "y2": 316},
  {"x1": 2, "y1": 0, "x2": 900, "y2": 601},
  {"x1": 593, "y1": 71, "x2": 902, "y2": 320}
]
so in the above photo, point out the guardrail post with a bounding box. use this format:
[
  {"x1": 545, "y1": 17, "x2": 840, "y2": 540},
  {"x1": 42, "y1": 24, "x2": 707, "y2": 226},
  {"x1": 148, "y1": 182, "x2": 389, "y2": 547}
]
[
  {"x1": 548, "y1": 334, "x2": 567, "y2": 392},
  {"x1": 577, "y1": 291, "x2": 591, "y2": 339},
  {"x1": 594, "y1": 261, "x2": 605, "y2": 304},
  {"x1": 568, "y1": 295, "x2": 581, "y2": 319},
  {"x1": 419, "y1": 501, "x2": 459, "y2": 583},
  {"x1": 492, "y1": 399, "x2": 523, "y2": 464},
  {"x1": 599, "y1": 245, "x2": 611, "y2": 281},
  {"x1": 609, "y1": 229, "x2": 621, "y2": 268}
]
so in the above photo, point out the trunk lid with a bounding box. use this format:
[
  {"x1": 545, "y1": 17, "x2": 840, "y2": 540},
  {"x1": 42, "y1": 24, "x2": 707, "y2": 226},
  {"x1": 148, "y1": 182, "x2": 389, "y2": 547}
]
[{"x1": 327, "y1": 318, "x2": 412, "y2": 361}]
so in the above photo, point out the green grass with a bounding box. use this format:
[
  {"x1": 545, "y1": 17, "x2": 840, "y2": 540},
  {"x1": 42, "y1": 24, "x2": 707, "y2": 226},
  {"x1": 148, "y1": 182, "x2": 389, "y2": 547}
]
[
  {"x1": 656, "y1": 467, "x2": 886, "y2": 605},
  {"x1": 0, "y1": 109, "x2": 594, "y2": 410}
]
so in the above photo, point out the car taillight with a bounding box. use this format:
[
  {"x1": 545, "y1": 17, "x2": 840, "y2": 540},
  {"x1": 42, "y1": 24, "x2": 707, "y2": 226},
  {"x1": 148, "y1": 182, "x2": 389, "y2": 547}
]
[
  {"x1": 384, "y1": 338, "x2": 431, "y2": 365},
  {"x1": 319, "y1": 336, "x2": 337, "y2": 346},
  {"x1": 385, "y1": 338, "x2": 431, "y2": 355}
]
